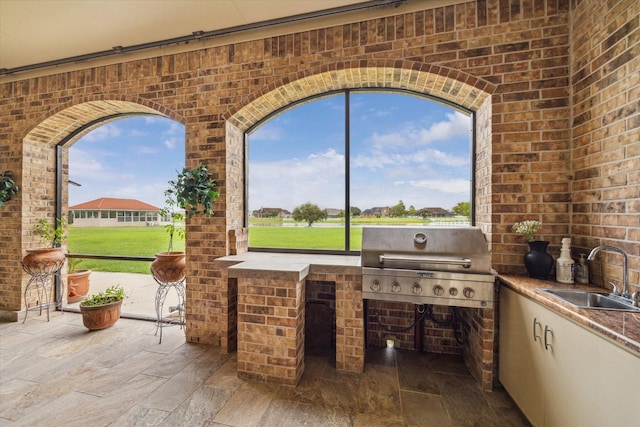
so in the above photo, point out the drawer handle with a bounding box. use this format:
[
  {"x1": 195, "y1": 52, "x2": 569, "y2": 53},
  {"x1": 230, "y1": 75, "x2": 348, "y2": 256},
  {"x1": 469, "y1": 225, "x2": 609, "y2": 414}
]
[
  {"x1": 533, "y1": 318, "x2": 542, "y2": 342},
  {"x1": 544, "y1": 325, "x2": 554, "y2": 351}
]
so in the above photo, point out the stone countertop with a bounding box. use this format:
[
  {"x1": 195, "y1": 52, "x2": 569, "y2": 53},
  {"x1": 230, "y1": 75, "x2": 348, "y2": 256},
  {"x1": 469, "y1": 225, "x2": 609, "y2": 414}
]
[
  {"x1": 499, "y1": 274, "x2": 640, "y2": 357},
  {"x1": 214, "y1": 252, "x2": 361, "y2": 275}
]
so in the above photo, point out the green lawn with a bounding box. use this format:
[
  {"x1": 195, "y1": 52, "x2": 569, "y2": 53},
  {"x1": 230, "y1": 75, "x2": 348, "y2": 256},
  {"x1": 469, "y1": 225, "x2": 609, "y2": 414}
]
[
  {"x1": 68, "y1": 226, "x2": 184, "y2": 274},
  {"x1": 248, "y1": 226, "x2": 362, "y2": 250},
  {"x1": 68, "y1": 217, "x2": 467, "y2": 273}
]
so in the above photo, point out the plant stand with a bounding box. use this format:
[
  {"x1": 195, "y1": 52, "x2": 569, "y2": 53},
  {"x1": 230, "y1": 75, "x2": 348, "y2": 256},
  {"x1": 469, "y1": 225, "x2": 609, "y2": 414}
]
[
  {"x1": 152, "y1": 275, "x2": 185, "y2": 344},
  {"x1": 22, "y1": 258, "x2": 65, "y2": 323}
]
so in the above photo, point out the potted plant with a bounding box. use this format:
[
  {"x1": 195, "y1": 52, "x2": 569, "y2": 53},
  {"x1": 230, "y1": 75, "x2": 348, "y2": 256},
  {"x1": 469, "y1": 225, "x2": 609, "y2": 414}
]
[
  {"x1": 512, "y1": 220, "x2": 553, "y2": 279},
  {"x1": 0, "y1": 170, "x2": 19, "y2": 207},
  {"x1": 79, "y1": 285, "x2": 127, "y2": 330},
  {"x1": 67, "y1": 258, "x2": 92, "y2": 303},
  {"x1": 150, "y1": 164, "x2": 219, "y2": 283},
  {"x1": 23, "y1": 218, "x2": 67, "y2": 274}
]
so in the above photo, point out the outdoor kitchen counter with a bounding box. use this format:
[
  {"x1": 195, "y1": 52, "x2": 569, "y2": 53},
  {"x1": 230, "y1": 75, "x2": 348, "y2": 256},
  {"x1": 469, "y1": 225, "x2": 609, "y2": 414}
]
[
  {"x1": 215, "y1": 252, "x2": 365, "y2": 384},
  {"x1": 499, "y1": 274, "x2": 640, "y2": 356},
  {"x1": 213, "y1": 252, "x2": 361, "y2": 273}
]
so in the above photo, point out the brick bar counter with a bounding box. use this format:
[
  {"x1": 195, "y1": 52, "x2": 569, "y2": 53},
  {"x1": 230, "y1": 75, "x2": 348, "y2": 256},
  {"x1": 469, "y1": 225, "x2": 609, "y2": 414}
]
[{"x1": 215, "y1": 253, "x2": 363, "y2": 385}]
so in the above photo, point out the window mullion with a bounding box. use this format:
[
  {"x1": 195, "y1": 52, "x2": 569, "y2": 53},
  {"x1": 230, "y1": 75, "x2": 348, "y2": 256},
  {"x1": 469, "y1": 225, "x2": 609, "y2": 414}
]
[{"x1": 344, "y1": 90, "x2": 350, "y2": 252}]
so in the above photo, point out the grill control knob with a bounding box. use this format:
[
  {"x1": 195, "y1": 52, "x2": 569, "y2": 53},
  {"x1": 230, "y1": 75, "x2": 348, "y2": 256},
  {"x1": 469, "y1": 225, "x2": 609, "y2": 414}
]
[
  {"x1": 391, "y1": 281, "x2": 401, "y2": 293},
  {"x1": 433, "y1": 285, "x2": 444, "y2": 296},
  {"x1": 449, "y1": 287, "x2": 458, "y2": 296},
  {"x1": 463, "y1": 287, "x2": 476, "y2": 299},
  {"x1": 370, "y1": 280, "x2": 381, "y2": 292},
  {"x1": 412, "y1": 283, "x2": 422, "y2": 295}
]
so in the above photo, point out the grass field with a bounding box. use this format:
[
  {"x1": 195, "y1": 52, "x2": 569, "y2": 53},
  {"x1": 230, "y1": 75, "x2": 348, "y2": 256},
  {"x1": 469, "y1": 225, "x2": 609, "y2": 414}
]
[
  {"x1": 68, "y1": 226, "x2": 185, "y2": 274},
  {"x1": 68, "y1": 217, "x2": 468, "y2": 273},
  {"x1": 247, "y1": 226, "x2": 362, "y2": 249}
]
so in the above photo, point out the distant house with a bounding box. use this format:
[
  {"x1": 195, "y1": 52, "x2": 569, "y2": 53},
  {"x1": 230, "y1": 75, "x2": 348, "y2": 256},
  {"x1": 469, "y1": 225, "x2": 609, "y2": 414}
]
[
  {"x1": 252, "y1": 207, "x2": 291, "y2": 218},
  {"x1": 361, "y1": 207, "x2": 390, "y2": 218},
  {"x1": 422, "y1": 207, "x2": 453, "y2": 217},
  {"x1": 69, "y1": 198, "x2": 163, "y2": 227},
  {"x1": 325, "y1": 208, "x2": 343, "y2": 218}
]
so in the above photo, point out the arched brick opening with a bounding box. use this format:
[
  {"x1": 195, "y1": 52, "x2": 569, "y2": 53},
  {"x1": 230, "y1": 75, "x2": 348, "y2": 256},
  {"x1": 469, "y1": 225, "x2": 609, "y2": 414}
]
[
  {"x1": 14, "y1": 99, "x2": 183, "y2": 314},
  {"x1": 227, "y1": 62, "x2": 495, "y2": 234},
  {"x1": 210, "y1": 62, "x2": 496, "y2": 351}
]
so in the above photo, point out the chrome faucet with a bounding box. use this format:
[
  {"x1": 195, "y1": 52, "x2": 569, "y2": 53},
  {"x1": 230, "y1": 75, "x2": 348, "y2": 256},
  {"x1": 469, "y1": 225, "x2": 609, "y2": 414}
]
[{"x1": 587, "y1": 245, "x2": 630, "y2": 298}]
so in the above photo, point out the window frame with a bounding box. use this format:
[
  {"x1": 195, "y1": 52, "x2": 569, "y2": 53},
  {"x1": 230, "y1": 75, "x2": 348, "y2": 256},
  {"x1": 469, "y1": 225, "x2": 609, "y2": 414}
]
[{"x1": 244, "y1": 88, "x2": 476, "y2": 255}]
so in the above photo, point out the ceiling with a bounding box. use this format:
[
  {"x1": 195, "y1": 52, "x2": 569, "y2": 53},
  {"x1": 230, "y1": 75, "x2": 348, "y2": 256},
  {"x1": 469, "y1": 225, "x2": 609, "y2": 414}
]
[{"x1": 0, "y1": 0, "x2": 386, "y2": 75}]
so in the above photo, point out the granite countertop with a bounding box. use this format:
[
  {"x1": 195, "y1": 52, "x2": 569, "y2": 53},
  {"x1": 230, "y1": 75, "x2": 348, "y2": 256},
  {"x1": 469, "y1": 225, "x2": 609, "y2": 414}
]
[{"x1": 499, "y1": 274, "x2": 640, "y2": 356}]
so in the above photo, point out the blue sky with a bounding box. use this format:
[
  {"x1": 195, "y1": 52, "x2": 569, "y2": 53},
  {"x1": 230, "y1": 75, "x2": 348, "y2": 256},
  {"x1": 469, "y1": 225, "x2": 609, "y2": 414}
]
[
  {"x1": 69, "y1": 116, "x2": 185, "y2": 209},
  {"x1": 70, "y1": 92, "x2": 471, "y2": 212},
  {"x1": 249, "y1": 92, "x2": 471, "y2": 212}
]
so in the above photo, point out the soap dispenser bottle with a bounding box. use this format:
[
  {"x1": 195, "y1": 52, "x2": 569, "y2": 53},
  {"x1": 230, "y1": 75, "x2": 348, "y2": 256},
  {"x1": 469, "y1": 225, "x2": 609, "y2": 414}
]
[
  {"x1": 576, "y1": 253, "x2": 590, "y2": 284},
  {"x1": 556, "y1": 238, "x2": 575, "y2": 284}
]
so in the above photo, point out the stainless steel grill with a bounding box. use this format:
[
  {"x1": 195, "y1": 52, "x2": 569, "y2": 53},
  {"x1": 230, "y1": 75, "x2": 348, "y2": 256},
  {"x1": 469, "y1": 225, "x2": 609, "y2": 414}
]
[{"x1": 361, "y1": 227, "x2": 496, "y2": 309}]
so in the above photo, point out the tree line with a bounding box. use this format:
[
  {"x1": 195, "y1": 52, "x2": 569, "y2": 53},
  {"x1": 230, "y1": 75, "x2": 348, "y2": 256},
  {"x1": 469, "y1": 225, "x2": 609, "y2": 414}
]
[{"x1": 291, "y1": 200, "x2": 471, "y2": 227}]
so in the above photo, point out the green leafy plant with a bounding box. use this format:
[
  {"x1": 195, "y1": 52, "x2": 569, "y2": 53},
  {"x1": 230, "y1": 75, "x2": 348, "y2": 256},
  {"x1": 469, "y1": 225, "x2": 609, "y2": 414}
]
[
  {"x1": 512, "y1": 220, "x2": 542, "y2": 242},
  {"x1": 80, "y1": 285, "x2": 126, "y2": 307},
  {"x1": 161, "y1": 163, "x2": 218, "y2": 251},
  {"x1": 161, "y1": 185, "x2": 186, "y2": 252},
  {"x1": 161, "y1": 210, "x2": 185, "y2": 252},
  {"x1": 67, "y1": 257, "x2": 84, "y2": 274},
  {"x1": 166, "y1": 163, "x2": 219, "y2": 218},
  {"x1": 35, "y1": 218, "x2": 67, "y2": 247},
  {"x1": 0, "y1": 170, "x2": 19, "y2": 207}
]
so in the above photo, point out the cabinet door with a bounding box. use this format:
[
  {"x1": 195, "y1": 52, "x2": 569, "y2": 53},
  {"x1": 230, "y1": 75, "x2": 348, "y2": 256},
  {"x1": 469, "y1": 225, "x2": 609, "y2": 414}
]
[
  {"x1": 500, "y1": 286, "x2": 640, "y2": 427},
  {"x1": 499, "y1": 287, "x2": 545, "y2": 426},
  {"x1": 540, "y1": 304, "x2": 640, "y2": 427}
]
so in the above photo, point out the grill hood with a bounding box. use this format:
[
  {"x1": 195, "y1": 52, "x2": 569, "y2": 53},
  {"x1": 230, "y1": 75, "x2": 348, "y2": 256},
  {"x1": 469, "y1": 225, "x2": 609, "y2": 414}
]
[{"x1": 361, "y1": 226, "x2": 492, "y2": 274}]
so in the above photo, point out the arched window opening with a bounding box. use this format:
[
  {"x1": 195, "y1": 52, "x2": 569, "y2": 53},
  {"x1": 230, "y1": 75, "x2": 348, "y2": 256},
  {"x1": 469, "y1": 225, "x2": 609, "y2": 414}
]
[
  {"x1": 247, "y1": 90, "x2": 473, "y2": 254},
  {"x1": 66, "y1": 115, "x2": 186, "y2": 274}
]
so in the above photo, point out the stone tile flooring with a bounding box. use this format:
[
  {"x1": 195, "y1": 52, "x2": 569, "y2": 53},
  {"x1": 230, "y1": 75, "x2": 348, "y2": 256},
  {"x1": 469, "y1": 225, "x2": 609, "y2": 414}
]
[{"x1": 0, "y1": 311, "x2": 530, "y2": 426}]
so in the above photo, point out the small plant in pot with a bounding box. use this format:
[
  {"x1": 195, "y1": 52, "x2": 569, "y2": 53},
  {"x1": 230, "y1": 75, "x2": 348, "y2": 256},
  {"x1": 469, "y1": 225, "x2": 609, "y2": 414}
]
[
  {"x1": 79, "y1": 285, "x2": 127, "y2": 330},
  {"x1": 67, "y1": 258, "x2": 92, "y2": 303},
  {"x1": 150, "y1": 163, "x2": 219, "y2": 283},
  {"x1": 23, "y1": 218, "x2": 67, "y2": 274},
  {"x1": 0, "y1": 170, "x2": 19, "y2": 207}
]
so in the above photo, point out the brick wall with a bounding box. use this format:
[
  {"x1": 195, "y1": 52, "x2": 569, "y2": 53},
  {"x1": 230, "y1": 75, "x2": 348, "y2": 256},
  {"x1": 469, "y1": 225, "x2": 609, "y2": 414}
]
[
  {"x1": 0, "y1": 0, "x2": 638, "y2": 344},
  {"x1": 570, "y1": 0, "x2": 639, "y2": 294}
]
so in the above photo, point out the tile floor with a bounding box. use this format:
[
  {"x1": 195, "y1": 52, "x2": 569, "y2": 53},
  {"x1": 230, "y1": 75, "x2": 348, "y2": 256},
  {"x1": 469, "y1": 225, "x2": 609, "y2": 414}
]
[{"x1": 0, "y1": 311, "x2": 530, "y2": 426}]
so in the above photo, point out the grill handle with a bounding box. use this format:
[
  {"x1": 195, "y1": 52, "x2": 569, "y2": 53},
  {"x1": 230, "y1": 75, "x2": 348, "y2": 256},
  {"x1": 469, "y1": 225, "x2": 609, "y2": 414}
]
[{"x1": 378, "y1": 254, "x2": 472, "y2": 268}]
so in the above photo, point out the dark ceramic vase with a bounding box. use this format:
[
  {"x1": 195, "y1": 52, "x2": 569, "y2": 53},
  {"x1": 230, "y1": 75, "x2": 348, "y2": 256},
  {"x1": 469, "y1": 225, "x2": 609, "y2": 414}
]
[{"x1": 524, "y1": 241, "x2": 554, "y2": 279}]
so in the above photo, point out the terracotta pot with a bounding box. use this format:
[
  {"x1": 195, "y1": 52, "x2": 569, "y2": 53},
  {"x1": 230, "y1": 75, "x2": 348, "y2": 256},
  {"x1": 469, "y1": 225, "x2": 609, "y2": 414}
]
[
  {"x1": 67, "y1": 269, "x2": 92, "y2": 303},
  {"x1": 80, "y1": 299, "x2": 122, "y2": 330},
  {"x1": 151, "y1": 251, "x2": 186, "y2": 283},
  {"x1": 22, "y1": 247, "x2": 66, "y2": 274}
]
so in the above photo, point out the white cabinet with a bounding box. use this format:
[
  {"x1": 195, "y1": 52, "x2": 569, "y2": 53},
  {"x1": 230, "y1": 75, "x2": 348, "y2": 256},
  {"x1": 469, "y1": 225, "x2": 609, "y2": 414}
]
[{"x1": 499, "y1": 286, "x2": 640, "y2": 427}]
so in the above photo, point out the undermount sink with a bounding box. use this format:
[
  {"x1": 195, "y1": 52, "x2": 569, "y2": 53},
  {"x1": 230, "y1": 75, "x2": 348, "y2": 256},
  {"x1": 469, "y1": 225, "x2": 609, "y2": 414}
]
[{"x1": 538, "y1": 288, "x2": 640, "y2": 312}]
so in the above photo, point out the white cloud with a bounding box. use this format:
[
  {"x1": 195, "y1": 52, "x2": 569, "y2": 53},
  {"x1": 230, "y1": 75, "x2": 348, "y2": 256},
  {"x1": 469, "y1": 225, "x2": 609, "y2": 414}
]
[
  {"x1": 353, "y1": 148, "x2": 468, "y2": 170},
  {"x1": 249, "y1": 151, "x2": 469, "y2": 211},
  {"x1": 136, "y1": 145, "x2": 161, "y2": 154},
  {"x1": 250, "y1": 125, "x2": 282, "y2": 141},
  {"x1": 370, "y1": 111, "x2": 469, "y2": 149},
  {"x1": 166, "y1": 122, "x2": 182, "y2": 134},
  {"x1": 164, "y1": 137, "x2": 179, "y2": 149},
  {"x1": 402, "y1": 179, "x2": 471, "y2": 194},
  {"x1": 68, "y1": 148, "x2": 106, "y2": 180},
  {"x1": 81, "y1": 123, "x2": 122, "y2": 142},
  {"x1": 249, "y1": 148, "x2": 345, "y2": 210}
]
